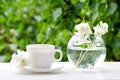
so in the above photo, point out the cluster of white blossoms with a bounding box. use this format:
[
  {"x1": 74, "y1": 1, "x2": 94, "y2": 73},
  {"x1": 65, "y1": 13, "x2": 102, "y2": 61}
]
[
  {"x1": 10, "y1": 50, "x2": 31, "y2": 68},
  {"x1": 74, "y1": 21, "x2": 109, "y2": 48},
  {"x1": 75, "y1": 23, "x2": 92, "y2": 36},
  {"x1": 93, "y1": 21, "x2": 108, "y2": 37},
  {"x1": 74, "y1": 23, "x2": 92, "y2": 45}
]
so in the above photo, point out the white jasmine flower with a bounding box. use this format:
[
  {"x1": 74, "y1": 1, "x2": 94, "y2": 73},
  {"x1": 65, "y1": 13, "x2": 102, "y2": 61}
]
[
  {"x1": 100, "y1": 21, "x2": 108, "y2": 34},
  {"x1": 94, "y1": 21, "x2": 109, "y2": 37},
  {"x1": 10, "y1": 49, "x2": 31, "y2": 68},
  {"x1": 75, "y1": 23, "x2": 92, "y2": 36},
  {"x1": 93, "y1": 25, "x2": 103, "y2": 37}
]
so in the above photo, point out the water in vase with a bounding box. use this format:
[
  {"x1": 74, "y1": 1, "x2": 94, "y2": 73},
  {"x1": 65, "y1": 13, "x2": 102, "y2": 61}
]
[{"x1": 67, "y1": 47, "x2": 106, "y2": 70}]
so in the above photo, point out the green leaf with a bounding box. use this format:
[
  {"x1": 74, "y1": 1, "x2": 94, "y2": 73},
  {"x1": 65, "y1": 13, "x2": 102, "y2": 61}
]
[
  {"x1": 34, "y1": 15, "x2": 42, "y2": 22},
  {"x1": 73, "y1": 2, "x2": 85, "y2": 16},
  {"x1": 111, "y1": 37, "x2": 120, "y2": 49},
  {"x1": 46, "y1": 27, "x2": 56, "y2": 39},
  {"x1": 92, "y1": 12, "x2": 99, "y2": 22},
  {"x1": 92, "y1": 3, "x2": 99, "y2": 12},
  {"x1": 113, "y1": 48, "x2": 120, "y2": 60},
  {"x1": 117, "y1": 31, "x2": 120, "y2": 38},
  {"x1": 108, "y1": 2, "x2": 118, "y2": 15},
  {"x1": 9, "y1": 44, "x2": 17, "y2": 51},
  {"x1": 64, "y1": 19, "x2": 74, "y2": 30},
  {"x1": 36, "y1": 33, "x2": 46, "y2": 43},
  {"x1": 52, "y1": 8, "x2": 62, "y2": 21},
  {"x1": 74, "y1": 2, "x2": 85, "y2": 10},
  {"x1": 80, "y1": 44, "x2": 87, "y2": 48},
  {"x1": 111, "y1": 11, "x2": 119, "y2": 23}
]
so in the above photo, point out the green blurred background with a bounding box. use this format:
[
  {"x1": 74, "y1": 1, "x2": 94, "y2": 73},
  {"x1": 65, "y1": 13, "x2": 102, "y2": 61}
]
[{"x1": 0, "y1": 0, "x2": 120, "y2": 62}]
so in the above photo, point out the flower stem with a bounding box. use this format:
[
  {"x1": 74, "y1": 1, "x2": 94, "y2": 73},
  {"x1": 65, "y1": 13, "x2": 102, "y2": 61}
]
[{"x1": 75, "y1": 50, "x2": 88, "y2": 67}]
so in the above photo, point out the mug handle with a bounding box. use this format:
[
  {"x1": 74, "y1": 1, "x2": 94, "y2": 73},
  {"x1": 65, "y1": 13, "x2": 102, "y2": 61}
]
[{"x1": 54, "y1": 49, "x2": 63, "y2": 62}]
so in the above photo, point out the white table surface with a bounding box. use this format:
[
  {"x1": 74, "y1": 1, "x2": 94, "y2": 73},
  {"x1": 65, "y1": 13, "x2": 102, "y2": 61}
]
[{"x1": 0, "y1": 62, "x2": 120, "y2": 80}]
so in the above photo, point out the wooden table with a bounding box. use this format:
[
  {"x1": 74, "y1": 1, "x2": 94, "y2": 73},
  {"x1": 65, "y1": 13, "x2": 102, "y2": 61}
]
[{"x1": 0, "y1": 62, "x2": 120, "y2": 80}]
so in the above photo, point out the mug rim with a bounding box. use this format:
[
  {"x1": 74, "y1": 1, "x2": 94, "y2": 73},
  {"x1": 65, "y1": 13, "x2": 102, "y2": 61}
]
[{"x1": 26, "y1": 44, "x2": 55, "y2": 49}]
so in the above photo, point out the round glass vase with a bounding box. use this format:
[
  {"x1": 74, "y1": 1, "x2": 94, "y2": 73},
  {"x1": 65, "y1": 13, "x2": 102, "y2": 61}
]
[{"x1": 67, "y1": 35, "x2": 106, "y2": 70}]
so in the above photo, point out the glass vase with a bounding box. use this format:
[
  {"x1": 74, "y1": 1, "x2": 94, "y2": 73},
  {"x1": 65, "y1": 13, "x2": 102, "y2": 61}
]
[{"x1": 67, "y1": 35, "x2": 106, "y2": 70}]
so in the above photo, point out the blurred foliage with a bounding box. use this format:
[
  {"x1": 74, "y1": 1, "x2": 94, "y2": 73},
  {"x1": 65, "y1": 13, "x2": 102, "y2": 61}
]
[{"x1": 0, "y1": 0, "x2": 120, "y2": 62}]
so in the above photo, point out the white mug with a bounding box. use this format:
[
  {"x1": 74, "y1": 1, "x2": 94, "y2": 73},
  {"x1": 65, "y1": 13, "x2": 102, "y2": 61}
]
[{"x1": 26, "y1": 44, "x2": 62, "y2": 68}]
